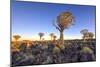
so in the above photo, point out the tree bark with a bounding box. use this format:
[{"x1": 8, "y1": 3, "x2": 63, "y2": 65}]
[
  {"x1": 60, "y1": 30, "x2": 64, "y2": 45},
  {"x1": 51, "y1": 37, "x2": 52, "y2": 41},
  {"x1": 40, "y1": 37, "x2": 41, "y2": 41}
]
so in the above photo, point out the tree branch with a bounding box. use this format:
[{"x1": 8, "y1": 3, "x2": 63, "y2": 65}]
[{"x1": 52, "y1": 20, "x2": 61, "y2": 31}]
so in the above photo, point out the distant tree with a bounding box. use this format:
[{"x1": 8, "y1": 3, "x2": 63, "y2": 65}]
[
  {"x1": 87, "y1": 32, "x2": 94, "y2": 45},
  {"x1": 53, "y1": 35, "x2": 57, "y2": 41},
  {"x1": 50, "y1": 33, "x2": 54, "y2": 40},
  {"x1": 13, "y1": 35, "x2": 21, "y2": 49},
  {"x1": 80, "y1": 29, "x2": 88, "y2": 42},
  {"x1": 80, "y1": 29, "x2": 94, "y2": 42},
  {"x1": 38, "y1": 32, "x2": 44, "y2": 41},
  {"x1": 13, "y1": 35, "x2": 21, "y2": 44},
  {"x1": 53, "y1": 11, "x2": 75, "y2": 45},
  {"x1": 88, "y1": 32, "x2": 94, "y2": 39}
]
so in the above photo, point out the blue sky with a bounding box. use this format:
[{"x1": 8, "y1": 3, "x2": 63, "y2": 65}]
[{"x1": 12, "y1": 1, "x2": 96, "y2": 40}]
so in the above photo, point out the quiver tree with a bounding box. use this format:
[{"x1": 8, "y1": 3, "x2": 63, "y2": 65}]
[
  {"x1": 80, "y1": 29, "x2": 88, "y2": 42},
  {"x1": 53, "y1": 11, "x2": 75, "y2": 45},
  {"x1": 13, "y1": 35, "x2": 21, "y2": 48},
  {"x1": 13, "y1": 35, "x2": 21, "y2": 44},
  {"x1": 38, "y1": 32, "x2": 44, "y2": 41},
  {"x1": 87, "y1": 32, "x2": 94, "y2": 44},
  {"x1": 50, "y1": 33, "x2": 54, "y2": 41},
  {"x1": 53, "y1": 35, "x2": 57, "y2": 41},
  {"x1": 80, "y1": 29, "x2": 94, "y2": 42},
  {"x1": 80, "y1": 29, "x2": 88, "y2": 35},
  {"x1": 84, "y1": 32, "x2": 94, "y2": 41},
  {"x1": 88, "y1": 32, "x2": 94, "y2": 39}
]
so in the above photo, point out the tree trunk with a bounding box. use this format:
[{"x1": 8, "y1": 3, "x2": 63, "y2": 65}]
[
  {"x1": 60, "y1": 30, "x2": 64, "y2": 45},
  {"x1": 40, "y1": 37, "x2": 41, "y2": 41},
  {"x1": 51, "y1": 37, "x2": 52, "y2": 41},
  {"x1": 14, "y1": 40, "x2": 19, "y2": 49}
]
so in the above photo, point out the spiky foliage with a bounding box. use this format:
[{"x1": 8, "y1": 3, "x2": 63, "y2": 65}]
[{"x1": 80, "y1": 29, "x2": 88, "y2": 35}]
